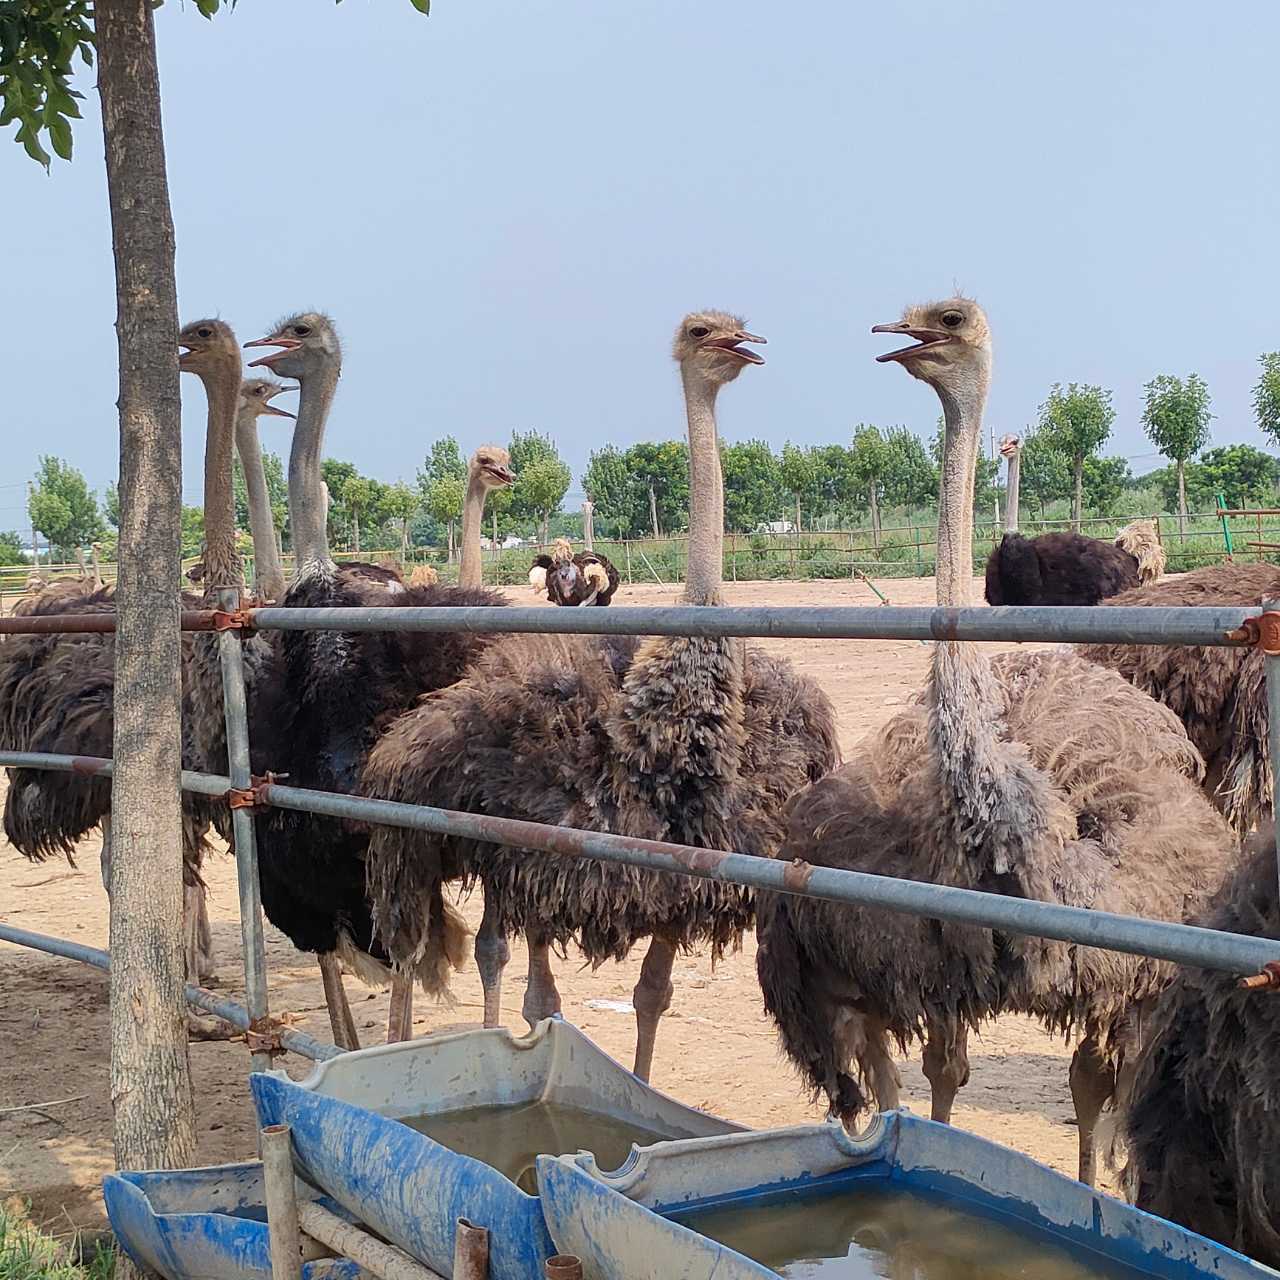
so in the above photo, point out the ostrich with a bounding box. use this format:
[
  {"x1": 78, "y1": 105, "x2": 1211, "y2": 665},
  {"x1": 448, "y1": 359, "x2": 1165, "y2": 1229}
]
[
  {"x1": 528, "y1": 538, "x2": 620, "y2": 606},
  {"x1": 236, "y1": 377, "x2": 293, "y2": 601},
  {"x1": 999, "y1": 433, "x2": 1021, "y2": 533},
  {"x1": 406, "y1": 564, "x2": 439, "y2": 588},
  {"x1": 362, "y1": 311, "x2": 839, "y2": 1079},
  {"x1": 1078, "y1": 560, "x2": 1280, "y2": 835},
  {"x1": 242, "y1": 312, "x2": 512, "y2": 1048},
  {"x1": 1120, "y1": 824, "x2": 1280, "y2": 1264},
  {"x1": 0, "y1": 322, "x2": 288, "y2": 993},
  {"x1": 755, "y1": 296, "x2": 1234, "y2": 1185}
]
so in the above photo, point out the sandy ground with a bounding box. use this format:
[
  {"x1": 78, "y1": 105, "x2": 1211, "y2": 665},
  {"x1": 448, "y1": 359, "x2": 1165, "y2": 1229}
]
[{"x1": 0, "y1": 575, "x2": 1099, "y2": 1237}]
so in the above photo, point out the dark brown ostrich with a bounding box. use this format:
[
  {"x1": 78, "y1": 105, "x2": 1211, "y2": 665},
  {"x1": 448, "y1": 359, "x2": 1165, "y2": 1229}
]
[
  {"x1": 1120, "y1": 823, "x2": 1280, "y2": 1264},
  {"x1": 983, "y1": 530, "x2": 1143, "y2": 606},
  {"x1": 755, "y1": 296, "x2": 1234, "y2": 1185},
  {"x1": 242, "y1": 313, "x2": 513, "y2": 1049},
  {"x1": 1079, "y1": 561, "x2": 1280, "y2": 835},
  {"x1": 0, "y1": 323, "x2": 288, "y2": 996},
  {"x1": 528, "y1": 539, "x2": 621, "y2": 606},
  {"x1": 362, "y1": 311, "x2": 839, "y2": 1080}
]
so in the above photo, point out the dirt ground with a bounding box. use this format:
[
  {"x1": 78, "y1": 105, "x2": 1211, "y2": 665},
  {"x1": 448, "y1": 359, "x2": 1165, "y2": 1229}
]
[{"x1": 0, "y1": 574, "x2": 1100, "y2": 1236}]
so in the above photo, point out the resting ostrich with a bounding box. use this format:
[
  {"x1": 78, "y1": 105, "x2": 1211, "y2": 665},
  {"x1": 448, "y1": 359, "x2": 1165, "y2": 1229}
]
[
  {"x1": 1120, "y1": 824, "x2": 1280, "y2": 1264},
  {"x1": 755, "y1": 296, "x2": 1233, "y2": 1185},
  {"x1": 0, "y1": 323, "x2": 288, "y2": 995},
  {"x1": 528, "y1": 538, "x2": 620, "y2": 606},
  {"x1": 363, "y1": 311, "x2": 839, "y2": 1079},
  {"x1": 406, "y1": 564, "x2": 439, "y2": 588},
  {"x1": 243, "y1": 312, "x2": 512, "y2": 1048}
]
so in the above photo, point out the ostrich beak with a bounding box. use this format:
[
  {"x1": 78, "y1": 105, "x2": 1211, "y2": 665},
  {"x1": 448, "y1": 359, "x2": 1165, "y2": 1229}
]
[
  {"x1": 244, "y1": 334, "x2": 302, "y2": 369},
  {"x1": 488, "y1": 464, "x2": 515, "y2": 485},
  {"x1": 707, "y1": 331, "x2": 767, "y2": 365},
  {"x1": 871, "y1": 321, "x2": 951, "y2": 364},
  {"x1": 260, "y1": 401, "x2": 296, "y2": 419}
]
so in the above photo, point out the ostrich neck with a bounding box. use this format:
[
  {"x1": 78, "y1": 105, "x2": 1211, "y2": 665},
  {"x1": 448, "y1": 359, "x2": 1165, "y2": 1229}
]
[
  {"x1": 289, "y1": 363, "x2": 339, "y2": 577},
  {"x1": 236, "y1": 411, "x2": 286, "y2": 600},
  {"x1": 682, "y1": 367, "x2": 724, "y2": 606},
  {"x1": 198, "y1": 363, "x2": 244, "y2": 592},
  {"x1": 458, "y1": 472, "x2": 488, "y2": 589},
  {"x1": 1004, "y1": 451, "x2": 1020, "y2": 534}
]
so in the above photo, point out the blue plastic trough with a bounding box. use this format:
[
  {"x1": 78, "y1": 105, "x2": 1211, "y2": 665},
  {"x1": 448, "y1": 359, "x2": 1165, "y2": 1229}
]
[
  {"x1": 534, "y1": 1112, "x2": 1279, "y2": 1278},
  {"x1": 250, "y1": 1018, "x2": 742, "y2": 1280},
  {"x1": 103, "y1": 1161, "x2": 362, "y2": 1280}
]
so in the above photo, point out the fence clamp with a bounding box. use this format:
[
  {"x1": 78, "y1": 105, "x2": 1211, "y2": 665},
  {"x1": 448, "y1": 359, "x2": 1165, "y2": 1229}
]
[
  {"x1": 1227, "y1": 611, "x2": 1280, "y2": 655},
  {"x1": 1239, "y1": 960, "x2": 1280, "y2": 992},
  {"x1": 226, "y1": 773, "x2": 285, "y2": 812},
  {"x1": 212, "y1": 608, "x2": 253, "y2": 632},
  {"x1": 244, "y1": 1015, "x2": 288, "y2": 1058}
]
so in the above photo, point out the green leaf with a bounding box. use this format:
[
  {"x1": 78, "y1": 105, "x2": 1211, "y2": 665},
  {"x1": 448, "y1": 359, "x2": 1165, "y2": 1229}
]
[
  {"x1": 47, "y1": 111, "x2": 72, "y2": 160},
  {"x1": 408, "y1": 0, "x2": 431, "y2": 12}
]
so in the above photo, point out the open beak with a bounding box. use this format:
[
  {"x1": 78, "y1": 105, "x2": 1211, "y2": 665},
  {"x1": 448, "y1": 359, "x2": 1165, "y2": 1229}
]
[
  {"x1": 488, "y1": 465, "x2": 515, "y2": 486},
  {"x1": 261, "y1": 401, "x2": 296, "y2": 419},
  {"x1": 706, "y1": 330, "x2": 767, "y2": 365},
  {"x1": 244, "y1": 333, "x2": 301, "y2": 369},
  {"x1": 871, "y1": 321, "x2": 951, "y2": 364}
]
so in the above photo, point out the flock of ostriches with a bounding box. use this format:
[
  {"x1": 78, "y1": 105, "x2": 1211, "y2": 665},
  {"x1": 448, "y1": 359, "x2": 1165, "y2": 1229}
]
[{"x1": 2, "y1": 301, "x2": 1279, "y2": 1264}]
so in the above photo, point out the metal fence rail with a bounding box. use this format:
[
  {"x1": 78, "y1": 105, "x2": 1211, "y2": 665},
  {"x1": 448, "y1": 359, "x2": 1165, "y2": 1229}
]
[{"x1": 2, "y1": 599, "x2": 1279, "y2": 1068}]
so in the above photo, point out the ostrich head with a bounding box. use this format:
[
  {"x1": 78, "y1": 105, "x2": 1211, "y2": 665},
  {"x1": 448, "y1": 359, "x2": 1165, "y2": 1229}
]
[
  {"x1": 873, "y1": 297, "x2": 991, "y2": 400},
  {"x1": 468, "y1": 445, "x2": 515, "y2": 491},
  {"x1": 244, "y1": 312, "x2": 340, "y2": 381},
  {"x1": 551, "y1": 537, "x2": 574, "y2": 567},
  {"x1": 999, "y1": 432, "x2": 1023, "y2": 460},
  {"x1": 672, "y1": 311, "x2": 766, "y2": 384},
  {"x1": 178, "y1": 318, "x2": 241, "y2": 378},
  {"x1": 239, "y1": 377, "x2": 296, "y2": 422}
]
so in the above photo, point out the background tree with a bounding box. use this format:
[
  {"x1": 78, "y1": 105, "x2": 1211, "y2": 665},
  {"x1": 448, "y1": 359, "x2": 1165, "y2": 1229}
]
[
  {"x1": 383, "y1": 482, "x2": 420, "y2": 563},
  {"x1": 625, "y1": 440, "x2": 689, "y2": 538},
  {"x1": 1142, "y1": 372, "x2": 1212, "y2": 537},
  {"x1": 341, "y1": 475, "x2": 378, "y2": 554},
  {"x1": 722, "y1": 439, "x2": 781, "y2": 532},
  {"x1": 417, "y1": 436, "x2": 466, "y2": 489},
  {"x1": 28, "y1": 455, "x2": 103, "y2": 565},
  {"x1": 0, "y1": 531, "x2": 24, "y2": 567},
  {"x1": 103, "y1": 482, "x2": 121, "y2": 530},
  {"x1": 849, "y1": 425, "x2": 888, "y2": 547},
  {"x1": 1039, "y1": 383, "x2": 1115, "y2": 531},
  {"x1": 880, "y1": 427, "x2": 937, "y2": 511},
  {"x1": 1253, "y1": 353, "x2": 1280, "y2": 449},
  {"x1": 180, "y1": 506, "x2": 204, "y2": 559},
  {"x1": 1082, "y1": 456, "x2": 1131, "y2": 516},
  {"x1": 582, "y1": 445, "x2": 634, "y2": 538},
  {"x1": 1151, "y1": 444, "x2": 1279, "y2": 513},
  {"x1": 233, "y1": 450, "x2": 288, "y2": 548},
  {"x1": 1017, "y1": 430, "x2": 1073, "y2": 521},
  {"x1": 509, "y1": 430, "x2": 571, "y2": 544},
  {"x1": 485, "y1": 476, "x2": 515, "y2": 551},
  {"x1": 425, "y1": 475, "x2": 465, "y2": 561},
  {"x1": 780, "y1": 443, "x2": 818, "y2": 532}
]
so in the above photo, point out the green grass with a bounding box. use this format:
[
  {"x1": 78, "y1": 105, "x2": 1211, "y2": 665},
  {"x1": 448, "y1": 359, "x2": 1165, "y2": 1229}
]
[{"x1": 0, "y1": 1204, "x2": 114, "y2": 1280}]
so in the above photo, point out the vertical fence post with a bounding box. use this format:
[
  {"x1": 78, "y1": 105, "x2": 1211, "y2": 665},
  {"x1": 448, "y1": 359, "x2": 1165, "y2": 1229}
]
[
  {"x1": 216, "y1": 585, "x2": 272, "y2": 1073},
  {"x1": 1264, "y1": 599, "x2": 1280, "y2": 903},
  {"x1": 262, "y1": 1124, "x2": 303, "y2": 1280}
]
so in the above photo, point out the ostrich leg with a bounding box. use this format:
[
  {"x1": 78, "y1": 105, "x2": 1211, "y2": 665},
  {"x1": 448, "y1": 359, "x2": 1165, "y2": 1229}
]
[
  {"x1": 1069, "y1": 1028, "x2": 1115, "y2": 1187},
  {"x1": 921, "y1": 1017, "x2": 970, "y2": 1123},
  {"x1": 631, "y1": 933, "x2": 678, "y2": 1082},
  {"x1": 386, "y1": 974, "x2": 413, "y2": 1043},
  {"x1": 474, "y1": 890, "x2": 510, "y2": 1028},
  {"x1": 318, "y1": 953, "x2": 361, "y2": 1050},
  {"x1": 521, "y1": 932, "x2": 562, "y2": 1030}
]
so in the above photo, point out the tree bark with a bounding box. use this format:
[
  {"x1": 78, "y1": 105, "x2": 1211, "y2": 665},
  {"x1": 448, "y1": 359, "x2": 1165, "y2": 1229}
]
[
  {"x1": 1177, "y1": 459, "x2": 1188, "y2": 540},
  {"x1": 649, "y1": 485, "x2": 660, "y2": 540},
  {"x1": 1073, "y1": 455, "x2": 1084, "y2": 532},
  {"x1": 447, "y1": 518, "x2": 455, "y2": 563},
  {"x1": 97, "y1": 0, "x2": 196, "y2": 1195},
  {"x1": 492, "y1": 510, "x2": 498, "y2": 560},
  {"x1": 795, "y1": 494, "x2": 802, "y2": 534},
  {"x1": 400, "y1": 518, "x2": 409, "y2": 564},
  {"x1": 868, "y1": 482, "x2": 881, "y2": 550},
  {"x1": 352, "y1": 510, "x2": 361, "y2": 555}
]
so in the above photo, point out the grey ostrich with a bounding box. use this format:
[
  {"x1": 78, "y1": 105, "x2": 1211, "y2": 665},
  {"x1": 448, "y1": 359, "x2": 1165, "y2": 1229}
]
[
  {"x1": 0, "y1": 321, "x2": 287, "y2": 1000},
  {"x1": 362, "y1": 311, "x2": 839, "y2": 1079},
  {"x1": 1121, "y1": 823, "x2": 1280, "y2": 1264},
  {"x1": 755, "y1": 296, "x2": 1234, "y2": 1184},
  {"x1": 243, "y1": 313, "x2": 512, "y2": 1048}
]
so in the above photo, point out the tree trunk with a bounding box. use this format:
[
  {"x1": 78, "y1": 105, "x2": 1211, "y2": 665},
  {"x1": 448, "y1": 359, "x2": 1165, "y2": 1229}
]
[
  {"x1": 649, "y1": 485, "x2": 660, "y2": 540},
  {"x1": 540, "y1": 513, "x2": 549, "y2": 546},
  {"x1": 97, "y1": 0, "x2": 196, "y2": 1194},
  {"x1": 400, "y1": 518, "x2": 409, "y2": 564},
  {"x1": 447, "y1": 518, "x2": 455, "y2": 563},
  {"x1": 1177, "y1": 459, "x2": 1188, "y2": 540},
  {"x1": 352, "y1": 510, "x2": 360, "y2": 555},
  {"x1": 868, "y1": 482, "x2": 880, "y2": 550},
  {"x1": 1073, "y1": 455, "x2": 1084, "y2": 532},
  {"x1": 795, "y1": 494, "x2": 802, "y2": 534}
]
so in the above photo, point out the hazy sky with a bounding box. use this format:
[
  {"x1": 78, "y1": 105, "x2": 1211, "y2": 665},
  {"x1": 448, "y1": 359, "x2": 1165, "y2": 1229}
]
[{"x1": 3, "y1": 1, "x2": 1279, "y2": 526}]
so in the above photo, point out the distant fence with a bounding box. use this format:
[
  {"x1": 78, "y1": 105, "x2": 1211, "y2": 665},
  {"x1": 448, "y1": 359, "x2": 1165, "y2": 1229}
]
[{"x1": 6, "y1": 510, "x2": 1280, "y2": 605}]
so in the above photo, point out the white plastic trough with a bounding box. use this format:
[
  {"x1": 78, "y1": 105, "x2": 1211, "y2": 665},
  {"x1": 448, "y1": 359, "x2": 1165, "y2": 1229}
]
[
  {"x1": 534, "y1": 1112, "x2": 1280, "y2": 1279},
  {"x1": 250, "y1": 1017, "x2": 742, "y2": 1280}
]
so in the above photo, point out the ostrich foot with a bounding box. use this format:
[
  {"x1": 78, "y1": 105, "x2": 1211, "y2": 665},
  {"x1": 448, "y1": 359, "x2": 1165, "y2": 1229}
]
[
  {"x1": 386, "y1": 974, "x2": 413, "y2": 1044},
  {"x1": 1070, "y1": 1034, "x2": 1115, "y2": 1187},
  {"x1": 631, "y1": 936, "x2": 677, "y2": 1083},
  {"x1": 318, "y1": 952, "x2": 361, "y2": 1051},
  {"x1": 475, "y1": 895, "x2": 510, "y2": 1029},
  {"x1": 922, "y1": 1019, "x2": 970, "y2": 1124},
  {"x1": 521, "y1": 936, "x2": 562, "y2": 1031}
]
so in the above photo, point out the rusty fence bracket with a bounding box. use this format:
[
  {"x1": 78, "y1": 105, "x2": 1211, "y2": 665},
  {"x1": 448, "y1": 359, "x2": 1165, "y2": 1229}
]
[
  {"x1": 1226, "y1": 610, "x2": 1280, "y2": 654},
  {"x1": 226, "y1": 773, "x2": 285, "y2": 813},
  {"x1": 244, "y1": 1015, "x2": 287, "y2": 1058},
  {"x1": 212, "y1": 608, "x2": 254, "y2": 633},
  {"x1": 1239, "y1": 960, "x2": 1280, "y2": 992}
]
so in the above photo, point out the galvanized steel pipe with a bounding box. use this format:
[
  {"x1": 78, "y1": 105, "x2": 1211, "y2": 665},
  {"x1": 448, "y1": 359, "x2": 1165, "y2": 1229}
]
[
  {"x1": 0, "y1": 751, "x2": 229, "y2": 798},
  {"x1": 245, "y1": 604, "x2": 1259, "y2": 647}
]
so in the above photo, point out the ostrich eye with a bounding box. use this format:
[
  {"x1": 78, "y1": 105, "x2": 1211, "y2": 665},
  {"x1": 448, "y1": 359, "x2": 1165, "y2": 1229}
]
[
  {"x1": 941, "y1": 311, "x2": 964, "y2": 328},
  {"x1": 196, "y1": 326, "x2": 213, "y2": 339},
  {"x1": 688, "y1": 325, "x2": 710, "y2": 339},
  {"x1": 292, "y1": 324, "x2": 312, "y2": 337}
]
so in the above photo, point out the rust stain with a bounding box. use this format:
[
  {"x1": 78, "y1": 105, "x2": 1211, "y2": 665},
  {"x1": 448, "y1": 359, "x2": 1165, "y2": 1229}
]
[
  {"x1": 930, "y1": 609, "x2": 961, "y2": 642},
  {"x1": 71, "y1": 756, "x2": 110, "y2": 777},
  {"x1": 783, "y1": 858, "x2": 814, "y2": 893},
  {"x1": 1255, "y1": 612, "x2": 1280, "y2": 656},
  {"x1": 1238, "y1": 959, "x2": 1280, "y2": 992}
]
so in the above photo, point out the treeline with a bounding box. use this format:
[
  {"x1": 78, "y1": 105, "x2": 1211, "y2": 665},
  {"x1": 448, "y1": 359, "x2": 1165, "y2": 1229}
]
[{"x1": 8, "y1": 356, "x2": 1280, "y2": 566}]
